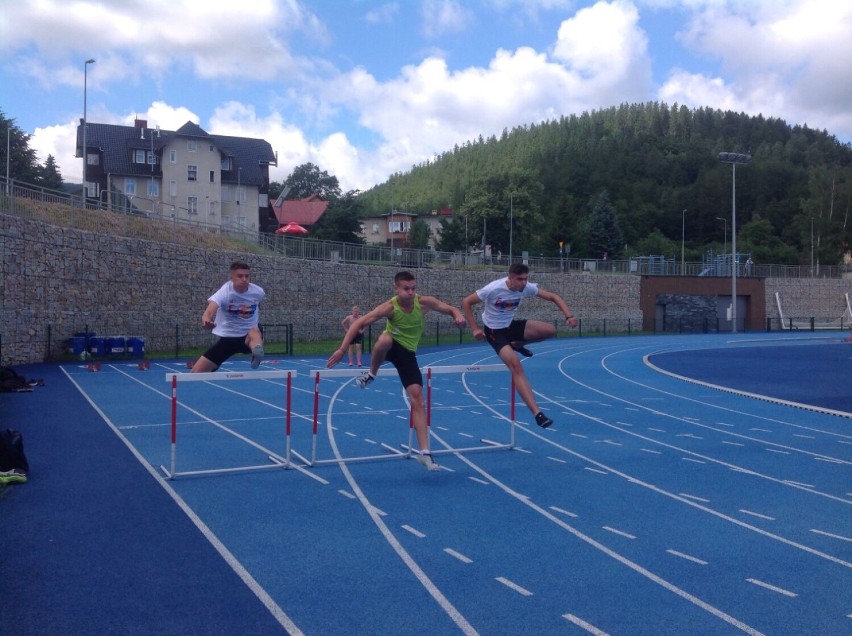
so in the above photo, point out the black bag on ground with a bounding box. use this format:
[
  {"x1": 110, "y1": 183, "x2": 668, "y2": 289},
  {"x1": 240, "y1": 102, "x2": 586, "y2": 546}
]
[
  {"x1": 0, "y1": 429, "x2": 29, "y2": 473},
  {"x1": 0, "y1": 366, "x2": 43, "y2": 392}
]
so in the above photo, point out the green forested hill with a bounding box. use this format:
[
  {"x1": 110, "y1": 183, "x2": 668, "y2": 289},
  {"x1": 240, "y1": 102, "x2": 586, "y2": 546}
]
[{"x1": 357, "y1": 102, "x2": 852, "y2": 265}]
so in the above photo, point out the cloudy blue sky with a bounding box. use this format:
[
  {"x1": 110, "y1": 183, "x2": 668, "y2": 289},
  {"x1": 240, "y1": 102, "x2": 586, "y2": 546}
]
[{"x1": 1, "y1": 0, "x2": 850, "y2": 192}]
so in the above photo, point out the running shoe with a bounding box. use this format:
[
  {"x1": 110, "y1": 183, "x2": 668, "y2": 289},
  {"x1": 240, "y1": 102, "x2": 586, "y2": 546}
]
[
  {"x1": 0, "y1": 469, "x2": 27, "y2": 485},
  {"x1": 415, "y1": 452, "x2": 440, "y2": 471},
  {"x1": 355, "y1": 371, "x2": 374, "y2": 388},
  {"x1": 535, "y1": 411, "x2": 553, "y2": 429},
  {"x1": 250, "y1": 344, "x2": 264, "y2": 369},
  {"x1": 513, "y1": 344, "x2": 534, "y2": 357}
]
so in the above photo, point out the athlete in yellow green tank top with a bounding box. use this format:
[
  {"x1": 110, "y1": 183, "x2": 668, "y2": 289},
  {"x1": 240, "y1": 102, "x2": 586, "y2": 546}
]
[{"x1": 383, "y1": 294, "x2": 425, "y2": 352}]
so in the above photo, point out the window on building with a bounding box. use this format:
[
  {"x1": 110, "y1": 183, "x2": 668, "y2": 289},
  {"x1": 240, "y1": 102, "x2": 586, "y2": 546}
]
[
  {"x1": 86, "y1": 153, "x2": 99, "y2": 166},
  {"x1": 147, "y1": 150, "x2": 155, "y2": 165},
  {"x1": 209, "y1": 201, "x2": 217, "y2": 216},
  {"x1": 147, "y1": 180, "x2": 159, "y2": 197},
  {"x1": 84, "y1": 182, "x2": 98, "y2": 198},
  {"x1": 209, "y1": 144, "x2": 215, "y2": 152},
  {"x1": 209, "y1": 170, "x2": 215, "y2": 183},
  {"x1": 124, "y1": 179, "x2": 136, "y2": 195},
  {"x1": 187, "y1": 165, "x2": 197, "y2": 181},
  {"x1": 133, "y1": 149, "x2": 146, "y2": 164},
  {"x1": 221, "y1": 157, "x2": 232, "y2": 171},
  {"x1": 187, "y1": 196, "x2": 198, "y2": 215},
  {"x1": 187, "y1": 140, "x2": 197, "y2": 152},
  {"x1": 221, "y1": 184, "x2": 230, "y2": 201},
  {"x1": 372, "y1": 223, "x2": 380, "y2": 234},
  {"x1": 169, "y1": 180, "x2": 177, "y2": 197},
  {"x1": 258, "y1": 193, "x2": 268, "y2": 207},
  {"x1": 389, "y1": 221, "x2": 409, "y2": 233},
  {"x1": 236, "y1": 215, "x2": 247, "y2": 227},
  {"x1": 170, "y1": 150, "x2": 177, "y2": 164}
]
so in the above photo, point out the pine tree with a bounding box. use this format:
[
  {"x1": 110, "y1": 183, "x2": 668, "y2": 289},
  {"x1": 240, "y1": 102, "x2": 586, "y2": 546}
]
[{"x1": 587, "y1": 190, "x2": 624, "y2": 260}]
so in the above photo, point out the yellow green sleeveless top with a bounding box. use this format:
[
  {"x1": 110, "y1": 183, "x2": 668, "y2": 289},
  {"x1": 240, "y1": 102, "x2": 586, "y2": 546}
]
[{"x1": 383, "y1": 295, "x2": 424, "y2": 352}]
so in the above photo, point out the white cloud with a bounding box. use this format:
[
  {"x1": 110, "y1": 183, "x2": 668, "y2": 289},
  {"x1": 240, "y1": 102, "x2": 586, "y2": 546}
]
[
  {"x1": 664, "y1": 0, "x2": 852, "y2": 136},
  {"x1": 420, "y1": 0, "x2": 474, "y2": 38}
]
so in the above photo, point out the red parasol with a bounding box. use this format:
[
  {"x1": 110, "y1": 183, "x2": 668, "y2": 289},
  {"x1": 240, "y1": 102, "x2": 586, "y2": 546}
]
[{"x1": 275, "y1": 222, "x2": 309, "y2": 235}]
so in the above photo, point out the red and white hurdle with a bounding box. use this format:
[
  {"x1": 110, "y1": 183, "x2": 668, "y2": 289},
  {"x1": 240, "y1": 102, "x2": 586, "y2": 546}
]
[
  {"x1": 292, "y1": 363, "x2": 515, "y2": 468},
  {"x1": 160, "y1": 369, "x2": 297, "y2": 479}
]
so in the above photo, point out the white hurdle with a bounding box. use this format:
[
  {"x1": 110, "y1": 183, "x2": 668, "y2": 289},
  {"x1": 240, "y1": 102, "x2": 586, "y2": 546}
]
[
  {"x1": 160, "y1": 369, "x2": 297, "y2": 479},
  {"x1": 294, "y1": 364, "x2": 515, "y2": 468}
]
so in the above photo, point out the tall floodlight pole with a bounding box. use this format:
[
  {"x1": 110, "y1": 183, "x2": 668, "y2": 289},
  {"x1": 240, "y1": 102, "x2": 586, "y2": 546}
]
[
  {"x1": 719, "y1": 152, "x2": 751, "y2": 333},
  {"x1": 681, "y1": 208, "x2": 687, "y2": 275},
  {"x1": 716, "y1": 217, "x2": 727, "y2": 255},
  {"x1": 509, "y1": 191, "x2": 516, "y2": 264},
  {"x1": 82, "y1": 58, "x2": 95, "y2": 203}
]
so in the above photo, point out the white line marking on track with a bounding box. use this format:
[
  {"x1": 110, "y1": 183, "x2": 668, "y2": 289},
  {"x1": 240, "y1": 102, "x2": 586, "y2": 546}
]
[
  {"x1": 549, "y1": 506, "x2": 578, "y2": 518},
  {"x1": 584, "y1": 467, "x2": 608, "y2": 475},
  {"x1": 815, "y1": 456, "x2": 845, "y2": 464},
  {"x1": 722, "y1": 440, "x2": 745, "y2": 446},
  {"x1": 783, "y1": 480, "x2": 815, "y2": 488},
  {"x1": 765, "y1": 448, "x2": 791, "y2": 455},
  {"x1": 682, "y1": 457, "x2": 706, "y2": 464},
  {"x1": 739, "y1": 509, "x2": 775, "y2": 521},
  {"x1": 603, "y1": 526, "x2": 636, "y2": 539},
  {"x1": 402, "y1": 524, "x2": 426, "y2": 538},
  {"x1": 547, "y1": 456, "x2": 567, "y2": 464},
  {"x1": 571, "y1": 433, "x2": 588, "y2": 439},
  {"x1": 338, "y1": 490, "x2": 355, "y2": 499},
  {"x1": 640, "y1": 448, "x2": 662, "y2": 454},
  {"x1": 563, "y1": 613, "x2": 610, "y2": 635},
  {"x1": 679, "y1": 493, "x2": 711, "y2": 503},
  {"x1": 667, "y1": 549, "x2": 708, "y2": 565},
  {"x1": 444, "y1": 548, "x2": 473, "y2": 564},
  {"x1": 469, "y1": 476, "x2": 490, "y2": 485},
  {"x1": 746, "y1": 578, "x2": 797, "y2": 597},
  {"x1": 496, "y1": 577, "x2": 533, "y2": 596},
  {"x1": 810, "y1": 529, "x2": 852, "y2": 542}
]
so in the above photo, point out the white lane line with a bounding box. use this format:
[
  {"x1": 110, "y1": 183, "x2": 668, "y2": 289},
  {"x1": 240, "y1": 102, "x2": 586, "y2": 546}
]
[
  {"x1": 739, "y1": 509, "x2": 775, "y2": 521},
  {"x1": 364, "y1": 438, "x2": 377, "y2": 445},
  {"x1": 338, "y1": 490, "x2": 355, "y2": 499},
  {"x1": 603, "y1": 526, "x2": 636, "y2": 540},
  {"x1": 563, "y1": 613, "x2": 610, "y2": 635},
  {"x1": 549, "y1": 506, "x2": 578, "y2": 518},
  {"x1": 496, "y1": 577, "x2": 533, "y2": 597},
  {"x1": 746, "y1": 578, "x2": 797, "y2": 597},
  {"x1": 401, "y1": 524, "x2": 426, "y2": 538},
  {"x1": 469, "y1": 476, "x2": 490, "y2": 485},
  {"x1": 667, "y1": 549, "x2": 708, "y2": 565},
  {"x1": 765, "y1": 448, "x2": 791, "y2": 455},
  {"x1": 444, "y1": 548, "x2": 473, "y2": 564},
  {"x1": 571, "y1": 433, "x2": 588, "y2": 439},
  {"x1": 640, "y1": 448, "x2": 662, "y2": 454},
  {"x1": 783, "y1": 480, "x2": 815, "y2": 488},
  {"x1": 815, "y1": 456, "x2": 845, "y2": 464},
  {"x1": 682, "y1": 457, "x2": 706, "y2": 464},
  {"x1": 722, "y1": 441, "x2": 745, "y2": 447},
  {"x1": 810, "y1": 529, "x2": 852, "y2": 542},
  {"x1": 547, "y1": 456, "x2": 568, "y2": 464},
  {"x1": 584, "y1": 467, "x2": 608, "y2": 475},
  {"x1": 370, "y1": 506, "x2": 387, "y2": 517},
  {"x1": 679, "y1": 493, "x2": 711, "y2": 503}
]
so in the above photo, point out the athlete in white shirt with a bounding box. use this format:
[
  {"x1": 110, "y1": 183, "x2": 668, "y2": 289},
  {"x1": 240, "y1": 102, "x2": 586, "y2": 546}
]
[
  {"x1": 191, "y1": 261, "x2": 265, "y2": 373},
  {"x1": 462, "y1": 263, "x2": 577, "y2": 428}
]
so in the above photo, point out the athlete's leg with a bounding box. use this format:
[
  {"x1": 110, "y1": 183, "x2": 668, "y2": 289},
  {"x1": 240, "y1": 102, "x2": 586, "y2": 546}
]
[
  {"x1": 405, "y1": 382, "x2": 430, "y2": 450},
  {"x1": 190, "y1": 356, "x2": 219, "y2": 373},
  {"x1": 368, "y1": 332, "x2": 393, "y2": 376},
  {"x1": 497, "y1": 344, "x2": 541, "y2": 416},
  {"x1": 516, "y1": 319, "x2": 556, "y2": 345}
]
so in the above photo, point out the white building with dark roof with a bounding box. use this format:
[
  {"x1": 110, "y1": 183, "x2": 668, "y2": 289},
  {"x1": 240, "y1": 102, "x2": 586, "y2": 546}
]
[{"x1": 77, "y1": 118, "x2": 278, "y2": 232}]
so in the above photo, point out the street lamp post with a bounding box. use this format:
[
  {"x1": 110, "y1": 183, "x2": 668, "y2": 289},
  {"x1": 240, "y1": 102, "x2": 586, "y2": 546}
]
[
  {"x1": 719, "y1": 152, "x2": 751, "y2": 333},
  {"x1": 681, "y1": 208, "x2": 687, "y2": 275},
  {"x1": 715, "y1": 217, "x2": 727, "y2": 255},
  {"x1": 81, "y1": 58, "x2": 95, "y2": 203},
  {"x1": 509, "y1": 191, "x2": 516, "y2": 264}
]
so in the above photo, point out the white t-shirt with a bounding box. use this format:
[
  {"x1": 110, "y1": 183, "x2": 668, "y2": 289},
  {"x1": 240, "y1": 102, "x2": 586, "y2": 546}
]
[
  {"x1": 208, "y1": 281, "x2": 265, "y2": 337},
  {"x1": 475, "y1": 277, "x2": 539, "y2": 329}
]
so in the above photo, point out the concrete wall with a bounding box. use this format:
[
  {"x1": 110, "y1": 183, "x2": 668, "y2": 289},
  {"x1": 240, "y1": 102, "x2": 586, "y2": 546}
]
[{"x1": 2, "y1": 214, "x2": 849, "y2": 365}]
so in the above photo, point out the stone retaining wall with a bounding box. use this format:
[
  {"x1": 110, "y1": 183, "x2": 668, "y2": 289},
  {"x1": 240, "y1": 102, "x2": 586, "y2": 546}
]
[{"x1": 1, "y1": 214, "x2": 849, "y2": 365}]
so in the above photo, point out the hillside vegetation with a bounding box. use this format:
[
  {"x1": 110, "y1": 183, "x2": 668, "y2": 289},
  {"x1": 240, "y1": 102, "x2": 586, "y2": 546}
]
[{"x1": 358, "y1": 102, "x2": 852, "y2": 266}]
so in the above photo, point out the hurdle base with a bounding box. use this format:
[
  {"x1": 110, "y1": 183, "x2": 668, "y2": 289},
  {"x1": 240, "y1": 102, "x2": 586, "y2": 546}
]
[{"x1": 159, "y1": 459, "x2": 290, "y2": 480}]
